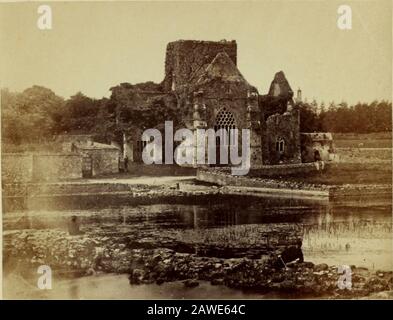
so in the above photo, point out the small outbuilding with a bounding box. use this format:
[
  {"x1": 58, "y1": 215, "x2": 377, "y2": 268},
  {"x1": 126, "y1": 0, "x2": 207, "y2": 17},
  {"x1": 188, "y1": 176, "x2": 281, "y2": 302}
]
[
  {"x1": 300, "y1": 133, "x2": 336, "y2": 163},
  {"x1": 73, "y1": 142, "x2": 120, "y2": 177}
]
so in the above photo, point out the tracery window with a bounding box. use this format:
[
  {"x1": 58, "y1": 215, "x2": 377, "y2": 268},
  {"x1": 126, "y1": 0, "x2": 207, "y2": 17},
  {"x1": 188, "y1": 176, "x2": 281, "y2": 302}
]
[
  {"x1": 214, "y1": 107, "x2": 237, "y2": 146},
  {"x1": 214, "y1": 107, "x2": 236, "y2": 130}
]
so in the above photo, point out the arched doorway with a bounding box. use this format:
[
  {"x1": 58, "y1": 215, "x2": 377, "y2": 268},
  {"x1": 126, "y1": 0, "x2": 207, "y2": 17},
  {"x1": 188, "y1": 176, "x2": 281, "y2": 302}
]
[{"x1": 213, "y1": 107, "x2": 236, "y2": 166}]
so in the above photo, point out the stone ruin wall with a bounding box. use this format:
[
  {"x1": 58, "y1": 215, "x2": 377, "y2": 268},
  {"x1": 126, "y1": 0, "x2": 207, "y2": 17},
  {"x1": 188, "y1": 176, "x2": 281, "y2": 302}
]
[
  {"x1": 2, "y1": 153, "x2": 83, "y2": 183},
  {"x1": 2, "y1": 154, "x2": 33, "y2": 183},
  {"x1": 109, "y1": 41, "x2": 301, "y2": 168},
  {"x1": 33, "y1": 154, "x2": 83, "y2": 181},
  {"x1": 263, "y1": 109, "x2": 301, "y2": 165},
  {"x1": 76, "y1": 148, "x2": 119, "y2": 176},
  {"x1": 188, "y1": 80, "x2": 263, "y2": 166},
  {"x1": 162, "y1": 40, "x2": 238, "y2": 92}
]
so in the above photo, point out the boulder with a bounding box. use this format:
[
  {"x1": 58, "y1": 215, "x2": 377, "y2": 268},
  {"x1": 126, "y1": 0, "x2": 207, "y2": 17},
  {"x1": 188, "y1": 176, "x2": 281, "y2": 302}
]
[
  {"x1": 279, "y1": 280, "x2": 296, "y2": 292},
  {"x1": 211, "y1": 278, "x2": 225, "y2": 286},
  {"x1": 183, "y1": 279, "x2": 199, "y2": 288},
  {"x1": 298, "y1": 261, "x2": 314, "y2": 269},
  {"x1": 129, "y1": 268, "x2": 145, "y2": 284},
  {"x1": 314, "y1": 263, "x2": 329, "y2": 272},
  {"x1": 365, "y1": 277, "x2": 389, "y2": 293}
]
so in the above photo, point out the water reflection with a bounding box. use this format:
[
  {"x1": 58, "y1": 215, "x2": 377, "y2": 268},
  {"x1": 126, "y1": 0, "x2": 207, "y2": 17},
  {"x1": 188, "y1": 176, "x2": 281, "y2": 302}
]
[{"x1": 3, "y1": 195, "x2": 392, "y2": 270}]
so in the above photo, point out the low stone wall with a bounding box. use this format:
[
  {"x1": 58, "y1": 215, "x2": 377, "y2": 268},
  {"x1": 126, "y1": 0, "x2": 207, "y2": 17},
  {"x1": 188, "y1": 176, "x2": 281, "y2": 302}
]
[
  {"x1": 196, "y1": 167, "x2": 326, "y2": 194},
  {"x1": 249, "y1": 163, "x2": 319, "y2": 177},
  {"x1": 1, "y1": 154, "x2": 33, "y2": 183},
  {"x1": 201, "y1": 162, "x2": 319, "y2": 179},
  {"x1": 197, "y1": 167, "x2": 392, "y2": 201},
  {"x1": 33, "y1": 154, "x2": 83, "y2": 181},
  {"x1": 2, "y1": 182, "x2": 137, "y2": 198},
  {"x1": 2, "y1": 153, "x2": 83, "y2": 183},
  {"x1": 77, "y1": 148, "x2": 119, "y2": 176}
]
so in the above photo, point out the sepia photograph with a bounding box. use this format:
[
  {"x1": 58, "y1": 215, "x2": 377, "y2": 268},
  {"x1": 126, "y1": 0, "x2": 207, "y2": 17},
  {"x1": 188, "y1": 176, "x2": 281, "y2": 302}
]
[{"x1": 0, "y1": 0, "x2": 392, "y2": 304}]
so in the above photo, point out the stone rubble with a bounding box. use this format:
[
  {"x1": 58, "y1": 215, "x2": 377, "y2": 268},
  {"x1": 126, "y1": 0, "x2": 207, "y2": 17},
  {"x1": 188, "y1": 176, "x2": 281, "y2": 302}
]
[{"x1": 4, "y1": 229, "x2": 392, "y2": 299}]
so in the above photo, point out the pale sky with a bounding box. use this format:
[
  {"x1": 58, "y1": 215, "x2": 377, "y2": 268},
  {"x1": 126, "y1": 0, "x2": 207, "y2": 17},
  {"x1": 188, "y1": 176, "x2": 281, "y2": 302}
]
[{"x1": 0, "y1": 0, "x2": 392, "y2": 105}]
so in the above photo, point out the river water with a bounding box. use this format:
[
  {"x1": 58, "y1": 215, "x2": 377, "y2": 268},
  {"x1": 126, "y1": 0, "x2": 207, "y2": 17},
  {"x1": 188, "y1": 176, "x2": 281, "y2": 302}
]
[{"x1": 3, "y1": 195, "x2": 392, "y2": 299}]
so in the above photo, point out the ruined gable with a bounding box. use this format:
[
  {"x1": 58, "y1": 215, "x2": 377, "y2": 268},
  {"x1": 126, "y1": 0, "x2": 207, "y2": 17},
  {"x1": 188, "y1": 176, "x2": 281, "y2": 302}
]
[
  {"x1": 260, "y1": 71, "x2": 295, "y2": 120},
  {"x1": 259, "y1": 71, "x2": 301, "y2": 164},
  {"x1": 184, "y1": 52, "x2": 258, "y2": 131},
  {"x1": 162, "y1": 40, "x2": 237, "y2": 91},
  {"x1": 194, "y1": 52, "x2": 250, "y2": 87},
  {"x1": 267, "y1": 71, "x2": 294, "y2": 99}
]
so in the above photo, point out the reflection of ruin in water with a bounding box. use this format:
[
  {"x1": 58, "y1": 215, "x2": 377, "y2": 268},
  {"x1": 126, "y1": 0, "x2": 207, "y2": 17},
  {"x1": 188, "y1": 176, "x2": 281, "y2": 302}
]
[{"x1": 3, "y1": 195, "x2": 392, "y2": 269}]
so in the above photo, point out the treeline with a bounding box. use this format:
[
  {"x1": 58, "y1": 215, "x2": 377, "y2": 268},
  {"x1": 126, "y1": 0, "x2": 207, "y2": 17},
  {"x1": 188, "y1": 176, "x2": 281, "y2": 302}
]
[
  {"x1": 1, "y1": 86, "x2": 106, "y2": 145},
  {"x1": 1, "y1": 85, "x2": 392, "y2": 147},
  {"x1": 299, "y1": 100, "x2": 392, "y2": 133},
  {"x1": 1, "y1": 85, "x2": 182, "y2": 146}
]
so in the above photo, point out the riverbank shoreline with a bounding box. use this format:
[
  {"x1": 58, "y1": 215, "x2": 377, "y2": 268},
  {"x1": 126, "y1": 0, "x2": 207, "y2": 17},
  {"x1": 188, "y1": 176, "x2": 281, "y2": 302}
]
[
  {"x1": 2, "y1": 169, "x2": 391, "y2": 212},
  {"x1": 3, "y1": 162, "x2": 392, "y2": 299},
  {"x1": 4, "y1": 229, "x2": 392, "y2": 300}
]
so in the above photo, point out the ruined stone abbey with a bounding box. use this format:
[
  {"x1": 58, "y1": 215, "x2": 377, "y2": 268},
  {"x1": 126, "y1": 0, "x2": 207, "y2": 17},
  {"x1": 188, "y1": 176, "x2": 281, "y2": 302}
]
[{"x1": 111, "y1": 40, "x2": 302, "y2": 167}]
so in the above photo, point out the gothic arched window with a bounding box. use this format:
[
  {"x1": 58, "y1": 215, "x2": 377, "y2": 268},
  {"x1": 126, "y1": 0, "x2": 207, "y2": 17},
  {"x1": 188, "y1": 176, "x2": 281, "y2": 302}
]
[
  {"x1": 214, "y1": 107, "x2": 236, "y2": 131},
  {"x1": 276, "y1": 137, "x2": 285, "y2": 153},
  {"x1": 214, "y1": 107, "x2": 237, "y2": 146}
]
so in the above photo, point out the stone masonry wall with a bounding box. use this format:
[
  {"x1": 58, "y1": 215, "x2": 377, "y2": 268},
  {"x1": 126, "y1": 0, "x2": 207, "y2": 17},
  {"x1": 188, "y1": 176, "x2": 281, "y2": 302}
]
[
  {"x1": 78, "y1": 149, "x2": 119, "y2": 176},
  {"x1": 2, "y1": 154, "x2": 33, "y2": 183},
  {"x1": 33, "y1": 154, "x2": 83, "y2": 181},
  {"x1": 2, "y1": 153, "x2": 83, "y2": 183},
  {"x1": 197, "y1": 164, "x2": 319, "y2": 182},
  {"x1": 263, "y1": 108, "x2": 301, "y2": 165},
  {"x1": 162, "y1": 40, "x2": 237, "y2": 91}
]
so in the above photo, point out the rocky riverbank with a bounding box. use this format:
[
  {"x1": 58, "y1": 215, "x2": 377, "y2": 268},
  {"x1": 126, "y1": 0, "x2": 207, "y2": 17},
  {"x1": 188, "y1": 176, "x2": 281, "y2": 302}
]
[
  {"x1": 4, "y1": 229, "x2": 392, "y2": 299},
  {"x1": 128, "y1": 249, "x2": 392, "y2": 298},
  {"x1": 3, "y1": 167, "x2": 392, "y2": 212}
]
